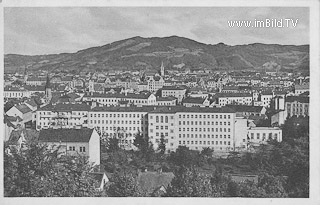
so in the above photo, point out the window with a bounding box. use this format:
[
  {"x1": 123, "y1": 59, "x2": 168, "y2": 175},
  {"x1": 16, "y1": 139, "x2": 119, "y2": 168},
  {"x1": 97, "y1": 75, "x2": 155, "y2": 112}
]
[
  {"x1": 69, "y1": 146, "x2": 75, "y2": 151},
  {"x1": 80, "y1": 147, "x2": 86, "y2": 152}
]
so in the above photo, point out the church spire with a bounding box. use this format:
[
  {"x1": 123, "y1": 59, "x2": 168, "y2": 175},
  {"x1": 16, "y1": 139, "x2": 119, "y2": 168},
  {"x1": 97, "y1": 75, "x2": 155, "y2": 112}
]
[
  {"x1": 45, "y1": 74, "x2": 51, "y2": 89},
  {"x1": 24, "y1": 66, "x2": 28, "y2": 83},
  {"x1": 160, "y1": 61, "x2": 165, "y2": 77}
]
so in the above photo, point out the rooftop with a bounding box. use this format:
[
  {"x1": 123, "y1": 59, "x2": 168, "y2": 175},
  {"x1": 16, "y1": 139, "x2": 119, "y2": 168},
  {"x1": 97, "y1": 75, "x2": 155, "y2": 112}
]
[
  {"x1": 286, "y1": 96, "x2": 309, "y2": 103},
  {"x1": 38, "y1": 128, "x2": 94, "y2": 143},
  {"x1": 182, "y1": 97, "x2": 206, "y2": 104},
  {"x1": 225, "y1": 105, "x2": 264, "y2": 113},
  {"x1": 38, "y1": 103, "x2": 91, "y2": 112}
]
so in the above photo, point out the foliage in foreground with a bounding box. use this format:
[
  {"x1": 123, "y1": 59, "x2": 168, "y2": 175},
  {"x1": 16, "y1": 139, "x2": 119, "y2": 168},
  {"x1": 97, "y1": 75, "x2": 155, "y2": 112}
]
[{"x1": 4, "y1": 142, "x2": 100, "y2": 197}]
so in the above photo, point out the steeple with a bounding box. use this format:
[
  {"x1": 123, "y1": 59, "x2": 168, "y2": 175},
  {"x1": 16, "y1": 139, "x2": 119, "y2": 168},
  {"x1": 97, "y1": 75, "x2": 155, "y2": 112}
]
[
  {"x1": 160, "y1": 61, "x2": 165, "y2": 77},
  {"x1": 24, "y1": 66, "x2": 28, "y2": 83},
  {"x1": 45, "y1": 74, "x2": 51, "y2": 89},
  {"x1": 45, "y1": 74, "x2": 52, "y2": 103}
]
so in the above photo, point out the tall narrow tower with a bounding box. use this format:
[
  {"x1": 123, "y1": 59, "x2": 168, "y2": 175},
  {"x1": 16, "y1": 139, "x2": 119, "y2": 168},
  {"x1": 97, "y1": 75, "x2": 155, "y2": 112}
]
[
  {"x1": 45, "y1": 74, "x2": 52, "y2": 103},
  {"x1": 160, "y1": 61, "x2": 165, "y2": 77},
  {"x1": 23, "y1": 66, "x2": 28, "y2": 84}
]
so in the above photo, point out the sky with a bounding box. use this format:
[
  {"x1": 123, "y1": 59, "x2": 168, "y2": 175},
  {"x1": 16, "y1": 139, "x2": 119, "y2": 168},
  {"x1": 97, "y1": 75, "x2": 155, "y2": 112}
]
[{"x1": 4, "y1": 7, "x2": 309, "y2": 55}]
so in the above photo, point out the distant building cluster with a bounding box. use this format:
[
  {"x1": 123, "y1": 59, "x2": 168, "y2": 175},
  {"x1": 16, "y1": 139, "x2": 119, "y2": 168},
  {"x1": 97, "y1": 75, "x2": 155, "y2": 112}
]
[{"x1": 4, "y1": 63, "x2": 309, "y2": 163}]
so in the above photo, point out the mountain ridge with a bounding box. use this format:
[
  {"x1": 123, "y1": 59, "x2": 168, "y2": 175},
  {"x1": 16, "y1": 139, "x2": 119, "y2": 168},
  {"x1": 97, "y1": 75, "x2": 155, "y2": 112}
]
[{"x1": 4, "y1": 35, "x2": 309, "y2": 73}]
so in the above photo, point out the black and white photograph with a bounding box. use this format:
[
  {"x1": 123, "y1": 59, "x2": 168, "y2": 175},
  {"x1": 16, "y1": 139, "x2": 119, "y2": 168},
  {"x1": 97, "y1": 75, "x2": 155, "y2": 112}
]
[{"x1": 1, "y1": 0, "x2": 319, "y2": 204}]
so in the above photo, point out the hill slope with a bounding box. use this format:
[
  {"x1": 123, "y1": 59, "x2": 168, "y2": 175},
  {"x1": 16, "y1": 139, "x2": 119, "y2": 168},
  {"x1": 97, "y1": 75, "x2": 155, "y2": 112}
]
[{"x1": 4, "y1": 36, "x2": 309, "y2": 73}]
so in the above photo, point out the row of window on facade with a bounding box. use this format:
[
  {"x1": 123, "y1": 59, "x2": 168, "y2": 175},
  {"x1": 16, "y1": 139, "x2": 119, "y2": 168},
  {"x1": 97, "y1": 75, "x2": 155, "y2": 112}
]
[
  {"x1": 249, "y1": 133, "x2": 279, "y2": 140},
  {"x1": 179, "y1": 133, "x2": 231, "y2": 139},
  {"x1": 178, "y1": 120, "x2": 231, "y2": 126},
  {"x1": 90, "y1": 120, "x2": 147, "y2": 125},
  {"x1": 92, "y1": 98, "x2": 148, "y2": 104},
  {"x1": 69, "y1": 146, "x2": 86, "y2": 152},
  {"x1": 96, "y1": 126, "x2": 142, "y2": 132},
  {"x1": 91, "y1": 113, "x2": 144, "y2": 118},
  {"x1": 39, "y1": 112, "x2": 87, "y2": 115},
  {"x1": 179, "y1": 140, "x2": 231, "y2": 146},
  {"x1": 178, "y1": 127, "x2": 231, "y2": 132},
  {"x1": 178, "y1": 114, "x2": 231, "y2": 119},
  {"x1": 150, "y1": 115, "x2": 174, "y2": 123}
]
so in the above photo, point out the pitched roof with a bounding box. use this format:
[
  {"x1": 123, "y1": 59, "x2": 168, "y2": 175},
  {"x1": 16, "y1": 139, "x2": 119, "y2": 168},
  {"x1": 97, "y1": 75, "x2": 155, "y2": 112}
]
[
  {"x1": 84, "y1": 92, "x2": 152, "y2": 99},
  {"x1": 25, "y1": 99, "x2": 38, "y2": 107},
  {"x1": 38, "y1": 103, "x2": 91, "y2": 112},
  {"x1": 286, "y1": 96, "x2": 309, "y2": 103},
  {"x1": 27, "y1": 76, "x2": 46, "y2": 81},
  {"x1": 38, "y1": 128, "x2": 94, "y2": 143},
  {"x1": 137, "y1": 172, "x2": 174, "y2": 194},
  {"x1": 162, "y1": 86, "x2": 187, "y2": 91},
  {"x1": 4, "y1": 86, "x2": 27, "y2": 92},
  {"x1": 182, "y1": 97, "x2": 206, "y2": 104},
  {"x1": 226, "y1": 105, "x2": 264, "y2": 113},
  {"x1": 149, "y1": 106, "x2": 235, "y2": 114},
  {"x1": 156, "y1": 96, "x2": 177, "y2": 101},
  {"x1": 16, "y1": 104, "x2": 32, "y2": 114},
  {"x1": 215, "y1": 93, "x2": 252, "y2": 98}
]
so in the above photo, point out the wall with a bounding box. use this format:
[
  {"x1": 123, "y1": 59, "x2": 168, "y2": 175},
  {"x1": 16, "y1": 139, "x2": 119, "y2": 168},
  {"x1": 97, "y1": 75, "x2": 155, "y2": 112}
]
[{"x1": 89, "y1": 129, "x2": 101, "y2": 165}]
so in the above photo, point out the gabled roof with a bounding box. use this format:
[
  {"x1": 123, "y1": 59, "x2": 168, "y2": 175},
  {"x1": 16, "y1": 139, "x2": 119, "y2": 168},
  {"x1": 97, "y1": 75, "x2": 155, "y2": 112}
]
[
  {"x1": 137, "y1": 172, "x2": 174, "y2": 194},
  {"x1": 25, "y1": 99, "x2": 38, "y2": 107},
  {"x1": 16, "y1": 104, "x2": 32, "y2": 114},
  {"x1": 162, "y1": 85, "x2": 187, "y2": 91},
  {"x1": 215, "y1": 93, "x2": 252, "y2": 98},
  {"x1": 5, "y1": 115, "x2": 23, "y2": 122},
  {"x1": 38, "y1": 103, "x2": 91, "y2": 112},
  {"x1": 84, "y1": 92, "x2": 152, "y2": 100},
  {"x1": 27, "y1": 76, "x2": 46, "y2": 82},
  {"x1": 38, "y1": 128, "x2": 94, "y2": 143},
  {"x1": 156, "y1": 96, "x2": 177, "y2": 101},
  {"x1": 182, "y1": 97, "x2": 206, "y2": 104},
  {"x1": 286, "y1": 96, "x2": 309, "y2": 103},
  {"x1": 226, "y1": 105, "x2": 264, "y2": 113}
]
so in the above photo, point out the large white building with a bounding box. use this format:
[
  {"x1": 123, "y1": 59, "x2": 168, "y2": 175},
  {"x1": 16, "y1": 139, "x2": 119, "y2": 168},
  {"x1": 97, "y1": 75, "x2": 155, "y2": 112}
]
[
  {"x1": 147, "y1": 76, "x2": 165, "y2": 92},
  {"x1": 83, "y1": 92, "x2": 156, "y2": 107},
  {"x1": 35, "y1": 103, "x2": 90, "y2": 130},
  {"x1": 87, "y1": 106, "x2": 154, "y2": 149},
  {"x1": 148, "y1": 106, "x2": 236, "y2": 152},
  {"x1": 285, "y1": 96, "x2": 309, "y2": 117},
  {"x1": 161, "y1": 86, "x2": 187, "y2": 103},
  {"x1": 214, "y1": 93, "x2": 253, "y2": 106},
  {"x1": 4, "y1": 86, "x2": 31, "y2": 99}
]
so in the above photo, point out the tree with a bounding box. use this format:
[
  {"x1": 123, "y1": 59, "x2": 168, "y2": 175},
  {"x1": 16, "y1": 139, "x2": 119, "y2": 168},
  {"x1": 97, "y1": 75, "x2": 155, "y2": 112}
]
[
  {"x1": 133, "y1": 132, "x2": 154, "y2": 161},
  {"x1": 158, "y1": 133, "x2": 166, "y2": 155},
  {"x1": 168, "y1": 146, "x2": 198, "y2": 168},
  {"x1": 165, "y1": 167, "x2": 214, "y2": 197},
  {"x1": 106, "y1": 172, "x2": 142, "y2": 197},
  {"x1": 4, "y1": 142, "x2": 100, "y2": 197}
]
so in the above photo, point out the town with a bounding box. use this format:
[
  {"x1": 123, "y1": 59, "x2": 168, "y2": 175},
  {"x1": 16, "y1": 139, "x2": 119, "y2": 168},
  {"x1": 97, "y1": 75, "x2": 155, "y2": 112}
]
[{"x1": 4, "y1": 61, "x2": 309, "y2": 197}]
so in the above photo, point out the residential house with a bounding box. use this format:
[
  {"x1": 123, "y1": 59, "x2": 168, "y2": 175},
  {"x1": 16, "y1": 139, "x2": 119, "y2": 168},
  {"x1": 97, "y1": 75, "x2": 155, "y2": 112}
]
[{"x1": 38, "y1": 128, "x2": 100, "y2": 165}]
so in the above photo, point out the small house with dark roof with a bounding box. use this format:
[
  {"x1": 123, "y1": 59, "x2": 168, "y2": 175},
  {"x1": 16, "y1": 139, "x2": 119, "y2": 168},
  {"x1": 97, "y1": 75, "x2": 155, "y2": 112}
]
[
  {"x1": 182, "y1": 97, "x2": 210, "y2": 107},
  {"x1": 285, "y1": 96, "x2": 309, "y2": 117},
  {"x1": 89, "y1": 172, "x2": 109, "y2": 191},
  {"x1": 225, "y1": 105, "x2": 266, "y2": 117},
  {"x1": 6, "y1": 103, "x2": 33, "y2": 127},
  {"x1": 156, "y1": 96, "x2": 177, "y2": 106},
  {"x1": 38, "y1": 128, "x2": 100, "y2": 165},
  {"x1": 137, "y1": 171, "x2": 175, "y2": 196},
  {"x1": 161, "y1": 85, "x2": 187, "y2": 103}
]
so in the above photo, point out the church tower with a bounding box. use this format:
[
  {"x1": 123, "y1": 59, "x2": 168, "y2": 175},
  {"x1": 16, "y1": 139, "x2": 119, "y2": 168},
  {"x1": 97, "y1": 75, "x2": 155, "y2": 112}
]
[
  {"x1": 24, "y1": 66, "x2": 28, "y2": 84},
  {"x1": 45, "y1": 74, "x2": 52, "y2": 103},
  {"x1": 160, "y1": 61, "x2": 165, "y2": 77}
]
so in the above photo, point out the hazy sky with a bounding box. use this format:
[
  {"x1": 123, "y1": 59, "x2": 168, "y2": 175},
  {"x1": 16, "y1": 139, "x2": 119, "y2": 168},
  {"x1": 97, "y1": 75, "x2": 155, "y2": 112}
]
[{"x1": 4, "y1": 7, "x2": 309, "y2": 55}]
